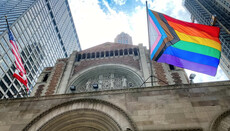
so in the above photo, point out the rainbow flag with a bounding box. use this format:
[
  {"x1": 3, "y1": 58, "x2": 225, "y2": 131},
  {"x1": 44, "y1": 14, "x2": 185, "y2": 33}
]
[{"x1": 148, "y1": 9, "x2": 221, "y2": 76}]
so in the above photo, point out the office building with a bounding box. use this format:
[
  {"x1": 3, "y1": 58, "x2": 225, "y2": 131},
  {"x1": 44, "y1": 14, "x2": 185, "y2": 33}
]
[
  {"x1": 184, "y1": 0, "x2": 230, "y2": 78},
  {"x1": 114, "y1": 32, "x2": 133, "y2": 44},
  {"x1": 0, "y1": 0, "x2": 81, "y2": 99}
]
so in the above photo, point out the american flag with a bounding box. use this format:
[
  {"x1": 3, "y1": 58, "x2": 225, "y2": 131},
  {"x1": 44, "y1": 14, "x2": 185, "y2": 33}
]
[{"x1": 7, "y1": 25, "x2": 28, "y2": 91}]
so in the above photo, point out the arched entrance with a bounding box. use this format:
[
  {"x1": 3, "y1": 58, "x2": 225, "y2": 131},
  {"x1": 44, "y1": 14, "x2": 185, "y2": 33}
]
[
  {"x1": 39, "y1": 109, "x2": 121, "y2": 131},
  {"x1": 210, "y1": 109, "x2": 230, "y2": 131},
  {"x1": 23, "y1": 98, "x2": 137, "y2": 131}
]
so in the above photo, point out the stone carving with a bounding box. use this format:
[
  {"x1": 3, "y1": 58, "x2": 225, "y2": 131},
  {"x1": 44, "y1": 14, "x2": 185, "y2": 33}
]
[
  {"x1": 98, "y1": 75, "x2": 103, "y2": 89},
  {"x1": 122, "y1": 77, "x2": 127, "y2": 88},
  {"x1": 73, "y1": 73, "x2": 136, "y2": 93},
  {"x1": 86, "y1": 79, "x2": 91, "y2": 90},
  {"x1": 110, "y1": 73, "x2": 115, "y2": 89}
]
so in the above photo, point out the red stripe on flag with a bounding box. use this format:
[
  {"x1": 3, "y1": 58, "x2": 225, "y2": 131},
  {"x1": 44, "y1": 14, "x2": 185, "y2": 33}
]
[
  {"x1": 12, "y1": 49, "x2": 26, "y2": 73},
  {"x1": 13, "y1": 72, "x2": 27, "y2": 87},
  {"x1": 163, "y1": 14, "x2": 220, "y2": 37},
  {"x1": 8, "y1": 29, "x2": 28, "y2": 91}
]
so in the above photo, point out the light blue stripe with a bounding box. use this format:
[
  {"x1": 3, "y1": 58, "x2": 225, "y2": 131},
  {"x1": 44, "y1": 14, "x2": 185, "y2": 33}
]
[{"x1": 148, "y1": 10, "x2": 167, "y2": 59}]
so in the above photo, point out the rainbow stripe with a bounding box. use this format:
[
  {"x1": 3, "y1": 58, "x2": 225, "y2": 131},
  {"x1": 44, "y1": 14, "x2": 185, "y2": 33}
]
[{"x1": 148, "y1": 9, "x2": 221, "y2": 76}]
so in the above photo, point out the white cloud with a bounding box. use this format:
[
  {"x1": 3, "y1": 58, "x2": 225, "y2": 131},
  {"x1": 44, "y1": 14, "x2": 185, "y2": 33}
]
[
  {"x1": 68, "y1": 0, "x2": 229, "y2": 83},
  {"x1": 113, "y1": 0, "x2": 127, "y2": 5},
  {"x1": 185, "y1": 66, "x2": 228, "y2": 83},
  {"x1": 69, "y1": 0, "x2": 132, "y2": 49}
]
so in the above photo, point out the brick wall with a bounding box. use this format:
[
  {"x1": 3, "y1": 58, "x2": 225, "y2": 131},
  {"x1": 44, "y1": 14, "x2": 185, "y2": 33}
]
[
  {"x1": 45, "y1": 60, "x2": 67, "y2": 95},
  {"x1": 74, "y1": 56, "x2": 140, "y2": 74},
  {"x1": 152, "y1": 61, "x2": 168, "y2": 86}
]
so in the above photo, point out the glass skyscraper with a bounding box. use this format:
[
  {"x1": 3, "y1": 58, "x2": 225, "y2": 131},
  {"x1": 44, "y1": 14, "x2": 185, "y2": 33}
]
[
  {"x1": 0, "y1": 0, "x2": 81, "y2": 99},
  {"x1": 184, "y1": 0, "x2": 230, "y2": 78}
]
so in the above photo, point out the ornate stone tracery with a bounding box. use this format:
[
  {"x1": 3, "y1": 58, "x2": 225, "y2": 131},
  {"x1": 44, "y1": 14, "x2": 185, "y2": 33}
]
[{"x1": 68, "y1": 64, "x2": 143, "y2": 93}]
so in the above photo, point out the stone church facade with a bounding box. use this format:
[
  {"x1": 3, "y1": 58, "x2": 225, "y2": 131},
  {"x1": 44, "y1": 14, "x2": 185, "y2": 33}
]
[
  {"x1": 31, "y1": 42, "x2": 189, "y2": 96},
  {"x1": 0, "y1": 42, "x2": 230, "y2": 131}
]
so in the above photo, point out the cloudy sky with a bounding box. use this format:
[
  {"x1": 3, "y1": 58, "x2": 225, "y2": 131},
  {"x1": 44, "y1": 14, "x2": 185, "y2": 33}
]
[{"x1": 68, "y1": 0, "x2": 229, "y2": 83}]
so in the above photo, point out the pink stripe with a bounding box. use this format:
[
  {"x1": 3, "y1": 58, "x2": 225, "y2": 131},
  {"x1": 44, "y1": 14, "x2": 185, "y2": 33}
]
[{"x1": 149, "y1": 15, "x2": 161, "y2": 54}]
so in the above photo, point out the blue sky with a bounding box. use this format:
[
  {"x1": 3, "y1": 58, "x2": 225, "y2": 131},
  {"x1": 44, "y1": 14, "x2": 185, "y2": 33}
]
[{"x1": 68, "y1": 0, "x2": 229, "y2": 83}]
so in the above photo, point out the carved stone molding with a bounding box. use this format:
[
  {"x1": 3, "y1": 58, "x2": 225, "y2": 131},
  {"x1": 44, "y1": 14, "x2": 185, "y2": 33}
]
[
  {"x1": 38, "y1": 109, "x2": 122, "y2": 131},
  {"x1": 210, "y1": 109, "x2": 230, "y2": 131},
  {"x1": 68, "y1": 64, "x2": 144, "y2": 93},
  {"x1": 23, "y1": 98, "x2": 137, "y2": 131}
]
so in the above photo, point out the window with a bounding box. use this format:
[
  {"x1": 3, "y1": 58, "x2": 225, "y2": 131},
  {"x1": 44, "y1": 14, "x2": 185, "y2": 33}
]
[
  {"x1": 3, "y1": 75, "x2": 11, "y2": 86},
  {"x1": 0, "y1": 80, "x2": 7, "y2": 91},
  {"x1": 87, "y1": 53, "x2": 90, "y2": 59},
  {"x1": 7, "y1": 91, "x2": 13, "y2": 98},
  {"x1": 0, "y1": 91, "x2": 3, "y2": 98},
  {"x1": 129, "y1": 48, "x2": 133, "y2": 54},
  {"x1": 1, "y1": 38, "x2": 9, "y2": 51},
  {"x1": 96, "y1": 52, "x2": 100, "y2": 58},
  {"x1": 106, "y1": 51, "x2": 109, "y2": 57},
  {"x1": 101, "y1": 52, "x2": 104, "y2": 57},
  {"x1": 169, "y1": 64, "x2": 175, "y2": 70},
  {"x1": 76, "y1": 54, "x2": 81, "y2": 61},
  {"x1": 92, "y1": 52, "x2": 95, "y2": 58},
  {"x1": 0, "y1": 60, "x2": 8, "y2": 71},
  {"x1": 3, "y1": 54, "x2": 12, "y2": 66},
  {"x1": 134, "y1": 48, "x2": 138, "y2": 56},
  {"x1": 110, "y1": 51, "x2": 114, "y2": 56},
  {"x1": 82, "y1": 53, "x2": 86, "y2": 59},
  {"x1": 124, "y1": 49, "x2": 128, "y2": 55},
  {"x1": 7, "y1": 70, "x2": 14, "y2": 80},
  {"x1": 0, "y1": 44, "x2": 5, "y2": 56},
  {"x1": 119, "y1": 49, "x2": 123, "y2": 55},
  {"x1": 115, "y1": 50, "x2": 118, "y2": 56},
  {"x1": 42, "y1": 74, "x2": 49, "y2": 82},
  {"x1": 0, "y1": 68, "x2": 4, "y2": 78},
  {"x1": 11, "y1": 85, "x2": 18, "y2": 95}
]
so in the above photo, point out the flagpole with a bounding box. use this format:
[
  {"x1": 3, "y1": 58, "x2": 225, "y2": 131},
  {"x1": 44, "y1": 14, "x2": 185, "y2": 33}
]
[
  {"x1": 5, "y1": 16, "x2": 28, "y2": 97},
  {"x1": 5, "y1": 16, "x2": 9, "y2": 28},
  {"x1": 146, "y1": 1, "x2": 154, "y2": 87}
]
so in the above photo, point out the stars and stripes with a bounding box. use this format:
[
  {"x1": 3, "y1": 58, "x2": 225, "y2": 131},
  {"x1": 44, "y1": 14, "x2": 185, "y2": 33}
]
[{"x1": 7, "y1": 21, "x2": 28, "y2": 91}]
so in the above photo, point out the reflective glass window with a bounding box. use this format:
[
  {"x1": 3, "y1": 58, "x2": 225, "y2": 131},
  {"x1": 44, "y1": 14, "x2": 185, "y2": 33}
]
[
  {"x1": 0, "y1": 60, "x2": 8, "y2": 71},
  {"x1": 0, "y1": 68, "x2": 4, "y2": 78},
  {"x1": 1, "y1": 38, "x2": 9, "y2": 51},
  {"x1": 0, "y1": 80, "x2": 7, "y2": 91},
  {"x1": 0, "y1": 44, "x2": 5, "y2": 56},
  {"x1": 11, "y1": 85, "x2": 18, "y2": 95},
  {"x1": 3, "y1": 54, "x2": 12, "y2": 66},
  {"x1": 3, "y1": 75, "x2": 11, "y2": 86},
  {"x1": 7, "y1": 90, "x2": 13, "y2": 98}
]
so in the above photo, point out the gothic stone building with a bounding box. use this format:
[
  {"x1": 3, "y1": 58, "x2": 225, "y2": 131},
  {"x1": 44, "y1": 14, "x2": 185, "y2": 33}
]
[{"x1": 0, "y1": 42, "x2": 230, "y2": 131}]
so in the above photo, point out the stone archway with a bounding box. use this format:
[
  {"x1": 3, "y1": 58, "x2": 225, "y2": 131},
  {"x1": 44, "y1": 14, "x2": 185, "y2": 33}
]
[
  {"x1": 38, "y1": 109, "x2": 122, "y2": 131},
  {"x1": 23, "y1": 98, "x2": 137, "y2": 131},
  {"x1": 66, "y1": 64, "x2": 144, "y2": 93},
  {"x1": 210, "y1": 109, "x2": 230, "y2": 131}
]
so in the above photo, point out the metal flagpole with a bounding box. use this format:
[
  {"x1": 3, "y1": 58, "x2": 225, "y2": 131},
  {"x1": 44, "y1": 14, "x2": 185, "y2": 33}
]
[
  {"x1": 145, "y1": 1, "x2": 154, "y2": 87},
  {"x1": 5, "y1": 16, "x2": 28, "y2": 97}
]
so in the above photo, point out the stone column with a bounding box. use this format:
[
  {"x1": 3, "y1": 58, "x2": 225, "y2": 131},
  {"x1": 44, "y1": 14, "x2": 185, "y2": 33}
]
[
  {"x1": 138, "y1": 44, "x2": 151, "y2": 87},
  {"x1": 57, "y1": 51, "x2": 77, "y2": 94}
]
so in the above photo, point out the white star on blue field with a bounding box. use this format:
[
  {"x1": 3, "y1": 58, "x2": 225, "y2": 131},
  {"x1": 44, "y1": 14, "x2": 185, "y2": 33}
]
[{"x1": 68, "y1": 0, "x2": 229, "y2": 83}]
